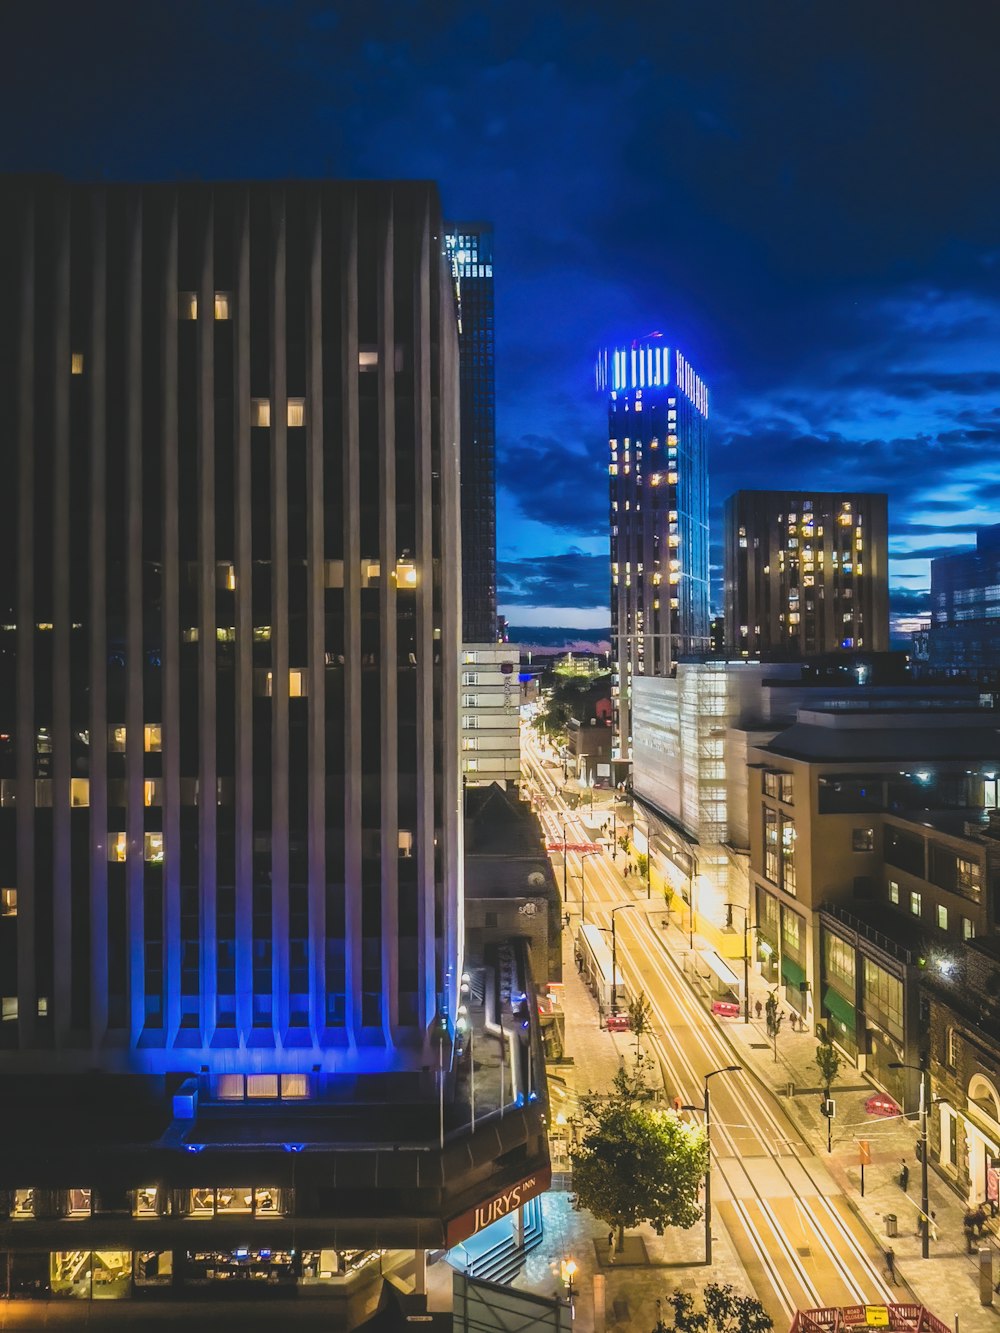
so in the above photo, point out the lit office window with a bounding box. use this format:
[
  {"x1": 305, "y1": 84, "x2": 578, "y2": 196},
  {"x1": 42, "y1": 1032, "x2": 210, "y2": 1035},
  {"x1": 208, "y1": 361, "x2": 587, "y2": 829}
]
[
  {"x1": 1, "y1": 888, "x2": 16, "y2": 916},
  {"x1": 179, "y1": 292, "x2": 198, "y2": 319},
  {"x1": 281, "y1": 1074, "x2": 309, "y2": 1100},
  {"x1": 2, "y1": 997, "x2": 18, "y2": 1022},
  {"x1": 251, "y1": 398, "x2": 271, "y2": 427},
  {"x1": 247, "y1": 1074, "x2": 279, "y2": 1100},
  {"x1": 217, "y1": 1075, "x2": 244, "y2": 1101},
  {"x1": 144, "y1": 833, "x2": 164, "y2": 864},
  {"x1": 144, "y1": 724, "x2": 162, "y2": 752},
  {"x1": 214, "y1": 292, "x2": 231, "y2": 320},
  {"x1": 888, "y1": 880, "x2": 899, "y2": 905},
  {"x1": 71, "y1": 352, "x2": 84, "y2": 375},
  {"x1": 358, "y1": 347, "x2": 378, "y2": 370},
  {"x1": 287, "y1": 398, "x2": 305, "y2": 427},
  {"x1": 910, "y1": 891, "x2": 922, "y2": 917},
  {"x1": 937, "y1": 904, "x2": 948, "y2": 931},
  {"x1": 70, "y1": 778, "x2": 90, "y2": 807},
  {"x1": 109, "y1": 725, "x2": 127, "y2": 752},
  {"x1": 108, "y1": 833, "x2": 127, "y2": 863}
]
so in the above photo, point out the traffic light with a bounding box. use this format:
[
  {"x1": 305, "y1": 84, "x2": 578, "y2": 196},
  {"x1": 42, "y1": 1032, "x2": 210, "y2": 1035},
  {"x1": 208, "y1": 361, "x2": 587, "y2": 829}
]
[{"x1": 819, "y1": 1098, "x2": 836, "y2": 1119}]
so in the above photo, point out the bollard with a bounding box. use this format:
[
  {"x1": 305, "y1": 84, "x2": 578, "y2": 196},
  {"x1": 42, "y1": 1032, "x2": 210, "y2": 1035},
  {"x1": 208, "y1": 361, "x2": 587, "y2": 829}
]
[{"x1": 979, "y1": 1247, "x2": 993, "y2": 1306}]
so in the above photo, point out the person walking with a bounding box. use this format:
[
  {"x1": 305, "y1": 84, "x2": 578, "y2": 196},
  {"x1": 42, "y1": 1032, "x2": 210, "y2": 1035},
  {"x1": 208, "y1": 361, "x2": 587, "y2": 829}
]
[
  {"x1": 884, "y1": 1246, "x2": 896, "y2": 1284},
  {"x1": 755, "y1": 999, "x2": 763, "y2": 1020},
  {"x1": 899, "y1": 1159, "x2": 910, "y2": 1191}
]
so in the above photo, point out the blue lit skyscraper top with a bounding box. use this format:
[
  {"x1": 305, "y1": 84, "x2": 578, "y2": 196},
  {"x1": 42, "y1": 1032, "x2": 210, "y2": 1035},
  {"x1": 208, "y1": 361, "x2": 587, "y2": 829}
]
[{"x1": 599, "y1": 335, "x2": 710, "y2": 758}]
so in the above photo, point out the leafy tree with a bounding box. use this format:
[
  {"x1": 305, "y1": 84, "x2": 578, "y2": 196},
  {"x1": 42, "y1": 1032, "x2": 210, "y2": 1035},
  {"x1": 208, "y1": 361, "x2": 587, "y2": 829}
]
[
  {"x1": 635, "y1": 851, "x2": 649, "y2": 882},
  {"x1": 662, "y1": 1283, "x2": 772, "y2": 1333},
  {"x1": 627, "y1": 990, "x2": 654, "y2": 1064},
  {"x1": 764, "y1": 991, "x2": 783, "y2": 1063},
  {"x1": 571, "y1": 1064, "x2": 707, "y2": 1250},
  {"x1": 662, "y1": 883, "x2": 675, "y2": 917}
]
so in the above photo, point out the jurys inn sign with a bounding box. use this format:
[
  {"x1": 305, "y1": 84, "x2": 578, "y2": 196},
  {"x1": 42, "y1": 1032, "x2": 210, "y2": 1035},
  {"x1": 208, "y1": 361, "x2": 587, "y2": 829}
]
[{"x1": 445, "y1": 1166, "x2": 552, "y2": 1248}]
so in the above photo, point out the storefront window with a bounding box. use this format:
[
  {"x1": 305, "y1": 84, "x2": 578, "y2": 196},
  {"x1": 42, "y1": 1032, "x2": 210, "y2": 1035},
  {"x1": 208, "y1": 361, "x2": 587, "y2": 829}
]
[
  {"x1": 823, "y1": 932, "x2": 855, "y2": 990},
  {"x1": 863, "y1": 958, "x2": 903, "y2": 1039},
  {"x1": 67, "y1": 1188, "x2": 92, "y2": 1216}
]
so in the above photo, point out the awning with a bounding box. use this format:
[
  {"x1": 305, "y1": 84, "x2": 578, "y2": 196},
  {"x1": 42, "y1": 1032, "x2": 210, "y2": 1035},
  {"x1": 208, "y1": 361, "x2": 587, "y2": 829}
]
[
  {"x1": 697, "y1": 949, "x2": 740, "y2": 989},
  {"x1": 780, "y1": 954, "x2": 805, "y2": 988},
  {"x1": 822, "y1": 986, "x2": 856, "y2": 1030}
]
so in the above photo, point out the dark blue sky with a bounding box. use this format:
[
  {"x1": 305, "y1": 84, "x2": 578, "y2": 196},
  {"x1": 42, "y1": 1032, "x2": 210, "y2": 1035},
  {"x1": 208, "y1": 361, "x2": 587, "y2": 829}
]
[{"x1": 7, "y1": 1, "x2": 1000, "y2": 640}]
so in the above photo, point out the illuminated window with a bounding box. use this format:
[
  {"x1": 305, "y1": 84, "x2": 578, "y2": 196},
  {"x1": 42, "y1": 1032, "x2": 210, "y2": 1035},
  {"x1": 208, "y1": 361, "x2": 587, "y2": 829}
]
[
  {"x1": 109, "y1": 725, "x2": 127, "y2": 752},
  {"x1": 179, "y1": 292, "x2": 198, "y2": 319},
  {"x1": 852, "y1": 827, "x2": 874, "y2": 852},
  {"x1": 281, "y1": 1074, "x2": 309, "y2": 1100},
  {"x1": 247, "y1": 1074, "x2": 279, "y2": 1100},
  {"x1": 71, "y1": 352, "x2": 84, "y2": 375},
  {"x1": 251, "y1": 398, "x2": 271, "y2": 427},
  {"x1": 67, "y1": 1188, "x2": 92, "y2": 1216},
  {"x1": 217, "y1": 1074, "x2": 244, "y2": 1100},
  {"x1": 359, "y1": 347, "x2": 378, "y2": 370},
  {"x1": 213, "y1": 292, "x2": 231, "y2": 320},
  {"x1": 143, "y1": 779, "x2": 162, "y2": 807},
  {"x1": 108, "y1": 833, "x2": 127, "y2": 863},
  {"x1": 144, "y1": 832, "x2": 164, "y2": 864},
  {"x1": 70, "y1": 778, "x2": 90, "y2": 807},
  {"x1": 1, "y1": 997, "x2": 17, "y2": 1022},
  {"x1": 12, "y1": 1189, "x2": 32, "y2": 1216},
  {"x1": 395, "y1": 560, "x2": 417, "y2": 587},
  {"x1": 217, "y1": 562, "x2": 237, "y2": 591},
  {"x1": 288, "y1": 669, "x2": 307, "y2": 697},
  {"x1": 1, "y1": 889, "x2": 15, "y2": 916},
  {"x1": 937, "y1": 904, "x2": 948, "y2": 931},
  {"x1": 910, "y1": 891, "x2": 922, "y2": 917},
  {"x1": 963, "y1": 916, "x2": 975, "y2": 940},
  {"x1": 888, "y1": 880, "x2": 899, "y2": 904},
  {"x1": 144, "y1": 724, "x2": 162, "y2": 752},
  {"x1": 287, "y1": 398, "x2": 305, "y2": 427}
]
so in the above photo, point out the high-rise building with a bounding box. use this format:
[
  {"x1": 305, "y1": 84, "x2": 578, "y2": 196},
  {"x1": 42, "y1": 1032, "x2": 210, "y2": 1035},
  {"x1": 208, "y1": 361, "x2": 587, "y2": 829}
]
[
  {"x1": 445, "y1": 222, "x2": 496, "y2": 643},
  {"x1": 911, "y1": 523, "x2": 1000, "y2": 681},
  {"x1": 596, "y1": 337, "x2": 710, "y2": 757},
  {"x1": 723, "y1": 490, "x2": 889, "y2": 659},
  {"x1": 0, "y1": 178, "x2": 551, "y2": 1292},
  {"x1": 0, "y1": 176, "x2": 462, "y2": 1072}
]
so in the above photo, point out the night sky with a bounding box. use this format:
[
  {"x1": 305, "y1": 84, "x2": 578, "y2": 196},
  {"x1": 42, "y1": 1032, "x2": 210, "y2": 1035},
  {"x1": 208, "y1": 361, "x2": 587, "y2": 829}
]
[{"x1": 6, "y1": 2, "x2": 1000, "y2": 646}]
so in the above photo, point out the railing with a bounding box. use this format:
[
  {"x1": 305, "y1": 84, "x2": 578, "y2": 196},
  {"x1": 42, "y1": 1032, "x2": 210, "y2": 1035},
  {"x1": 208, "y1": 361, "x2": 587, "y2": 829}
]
[{"x1": 819, "y1": 902, "x2": 917, "y2": 965}]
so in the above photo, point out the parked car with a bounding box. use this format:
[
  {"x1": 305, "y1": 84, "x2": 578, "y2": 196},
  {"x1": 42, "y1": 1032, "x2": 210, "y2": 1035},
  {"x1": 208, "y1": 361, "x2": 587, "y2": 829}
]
[{"x1": 606, "y1": 1012, "x2": 631, "y2": 1032}]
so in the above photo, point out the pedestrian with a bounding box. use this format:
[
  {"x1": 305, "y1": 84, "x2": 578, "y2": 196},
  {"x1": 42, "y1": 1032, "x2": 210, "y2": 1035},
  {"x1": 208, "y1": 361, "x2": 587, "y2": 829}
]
[
  {"x1": 899, "y1": 1159, "x2": 909, "y2": 1191},
  {"x1": 755, "y1": 999, "x2": 763, "y2": 1020},
  {"x1": 884, "y1": 1246, "x2": 896, "y2": 1284},
  {"x1": 929, "y1": 1209, "x2": 938, "y2": 1242},
  {"x1": 608, "y1": 1230, "x2": 614, "y2": 1249}
]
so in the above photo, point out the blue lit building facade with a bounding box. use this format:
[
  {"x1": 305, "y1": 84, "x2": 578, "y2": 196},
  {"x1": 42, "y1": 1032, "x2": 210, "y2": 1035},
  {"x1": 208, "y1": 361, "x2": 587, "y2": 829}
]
[
  {"x1": 911, "y1": 523, "x2": 1000, "y2": 682},
  {"x1": 445, "y1": 222, "x2": 497, "y2": 644},
  {"x1": 597, "y1": 338, "x2": 710, "y2": 758}
]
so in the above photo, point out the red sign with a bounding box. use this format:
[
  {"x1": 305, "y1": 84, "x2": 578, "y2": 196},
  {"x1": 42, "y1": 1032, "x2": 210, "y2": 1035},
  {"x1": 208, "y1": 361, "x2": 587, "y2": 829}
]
[
  {"x1": 546, "y1": 842, "x2": 602, "y2": 855},
  {"x1": 444, "y1": 1166, "x2": 552, "y2": 1248},
  {"x1": 865, "y1": 1093, "x2": 899, "y2": 1118}
]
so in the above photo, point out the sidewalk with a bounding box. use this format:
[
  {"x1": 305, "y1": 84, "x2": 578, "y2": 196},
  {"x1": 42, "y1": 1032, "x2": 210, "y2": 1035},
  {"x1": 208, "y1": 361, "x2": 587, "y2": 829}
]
[{"x1": 633, "y1": 893, "x2": 1000, "y2": 1331}]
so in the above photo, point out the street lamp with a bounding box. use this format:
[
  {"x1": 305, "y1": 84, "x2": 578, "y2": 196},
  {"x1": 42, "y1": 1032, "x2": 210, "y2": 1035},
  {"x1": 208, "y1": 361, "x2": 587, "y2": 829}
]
[
  {"x1": 725, "y1": 902, "x2": 762, "y2": 1025},
  {"x1": 580, "y1": 849, "x2": 600, "y2": 924},
  {"x1": 607, "y1": 904, "x2": 635, "y2": 1014},
  {"x1": 630, "y1": 809, "x2": 652, "y2": 900},
  {"x1": 703, "y1": 1065, "x2": 740, "y2": 1266},
  {"x1": 561, "y1": 814, "x2": 569, "y2": 903},
  {"x1": 890, "y1": 1057, "x2": 931, "y2": 1259},
  {"x1": 562, "y1": 1257, "x2": 577, "y2": 1318}
]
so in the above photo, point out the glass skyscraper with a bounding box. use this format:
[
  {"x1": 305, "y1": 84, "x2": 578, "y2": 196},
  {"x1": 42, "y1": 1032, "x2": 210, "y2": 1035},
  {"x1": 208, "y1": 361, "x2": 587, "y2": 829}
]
[
  {"x1": 445, "y1": 223, "x2": 497, "y2": 644},
  {"x1": 597, "y1": 337, "x2": 710, "y2": 758}
]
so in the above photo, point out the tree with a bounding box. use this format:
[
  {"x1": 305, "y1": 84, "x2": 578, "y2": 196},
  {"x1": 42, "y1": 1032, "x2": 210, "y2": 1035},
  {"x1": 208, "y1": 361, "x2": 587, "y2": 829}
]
[
  {"x1": 627, "y1": 990, "x2": 654, "y2": 1065},
  {"x1": 635, "y1": 851, "x2": 649, "y2": 884},
  {"x1": 571, "y1": 1065, "x2": 707, "y2": 1251},
  {"x1": 660, "y1": 1283, "x2": 773, "y2": 1333},
  {"x1": 663, "y1": 883, "x2": 675, "y2": 918},
  {"x1": 764, "y1": 991, "x2": 783, "y2": 1063},
  {"x1": 815, "y1": 1032, "x2": 842, "y2": 1153}
]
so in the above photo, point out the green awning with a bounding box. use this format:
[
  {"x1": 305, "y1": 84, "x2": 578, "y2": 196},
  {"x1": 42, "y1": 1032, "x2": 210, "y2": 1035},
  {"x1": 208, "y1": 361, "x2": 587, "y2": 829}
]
[
  {"x1": 822, "y1": 986, "x2": 856, "y2": 1031},
  {"x1": 780, "y1": 955, "x2": 805, "y2": 988}
]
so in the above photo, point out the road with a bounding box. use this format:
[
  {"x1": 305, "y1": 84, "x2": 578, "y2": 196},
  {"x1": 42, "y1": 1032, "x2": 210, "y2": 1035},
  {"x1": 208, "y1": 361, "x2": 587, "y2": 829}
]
[{"x1": 523, "y1": 724, "x2": 907, "y2": 1327}]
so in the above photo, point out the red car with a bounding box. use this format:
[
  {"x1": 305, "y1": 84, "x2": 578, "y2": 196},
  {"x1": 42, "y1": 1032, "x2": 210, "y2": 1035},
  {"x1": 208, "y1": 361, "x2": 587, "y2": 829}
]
[{"x1": 606, "y1": 1013, "x2": 631, "y2": 1032}]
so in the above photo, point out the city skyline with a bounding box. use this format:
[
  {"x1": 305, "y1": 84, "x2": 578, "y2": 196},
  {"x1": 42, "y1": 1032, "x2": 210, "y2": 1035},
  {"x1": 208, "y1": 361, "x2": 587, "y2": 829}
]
[{"x1": 3, "y1": 3, "x2": 1000, "y2": 644}]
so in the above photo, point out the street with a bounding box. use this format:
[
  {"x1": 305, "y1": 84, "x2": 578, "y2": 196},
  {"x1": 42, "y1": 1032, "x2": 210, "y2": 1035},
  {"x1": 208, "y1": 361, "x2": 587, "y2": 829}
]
[{"x1": 523, "y1": 724, "x2": 904, "y2": 1326}]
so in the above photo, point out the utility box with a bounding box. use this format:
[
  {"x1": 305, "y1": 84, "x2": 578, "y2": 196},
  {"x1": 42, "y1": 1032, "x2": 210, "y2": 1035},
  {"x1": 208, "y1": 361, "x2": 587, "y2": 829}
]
[
  {"x1": 885, "y1": 1215, "x2": 897, "y2": 1237},
  {"x1": 980, "y1": 1247, "x2": 993, "y2": 1306}
]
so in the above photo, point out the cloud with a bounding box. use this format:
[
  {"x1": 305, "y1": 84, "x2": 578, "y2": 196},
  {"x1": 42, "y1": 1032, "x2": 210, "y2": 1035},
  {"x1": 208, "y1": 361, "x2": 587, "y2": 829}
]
[
  {"x1": 498, "y1": 550, "x2": 609, "y2": 610},
  {"x1": 498, "y1": 433, "x2": 608, "y2": 537}
]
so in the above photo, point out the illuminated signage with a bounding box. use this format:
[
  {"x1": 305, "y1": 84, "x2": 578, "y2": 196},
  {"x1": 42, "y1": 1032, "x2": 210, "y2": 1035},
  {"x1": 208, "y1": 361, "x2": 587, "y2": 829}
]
[{"x1": 445, "y1": 1166, "x2": 551, "y2": 1248}]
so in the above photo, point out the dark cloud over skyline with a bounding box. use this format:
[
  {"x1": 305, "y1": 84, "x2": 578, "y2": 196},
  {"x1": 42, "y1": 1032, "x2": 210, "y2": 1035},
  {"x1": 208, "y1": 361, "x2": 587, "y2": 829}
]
[{"x1": 5, "y1": 1, "x2": 1000, "y2": 634}]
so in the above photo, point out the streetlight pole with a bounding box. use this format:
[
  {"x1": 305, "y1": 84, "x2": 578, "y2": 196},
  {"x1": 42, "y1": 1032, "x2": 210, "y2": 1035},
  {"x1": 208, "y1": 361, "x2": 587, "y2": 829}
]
[
  {"x1": 891, "y1": 1057, "x2": 931, "y2": 1258},
  {"x1": 609, "y1": 904, "x2": 635, "y2": 1014},
  {"x1": 726, "y1": 903, "x2": 760, "y2": 1025},
  {"x1": 562, "y1": 814, "x2": 568, "y2": 903},
  {"x1": 703, "y1": 1065, "x2": 740, "y2": 1266}
]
